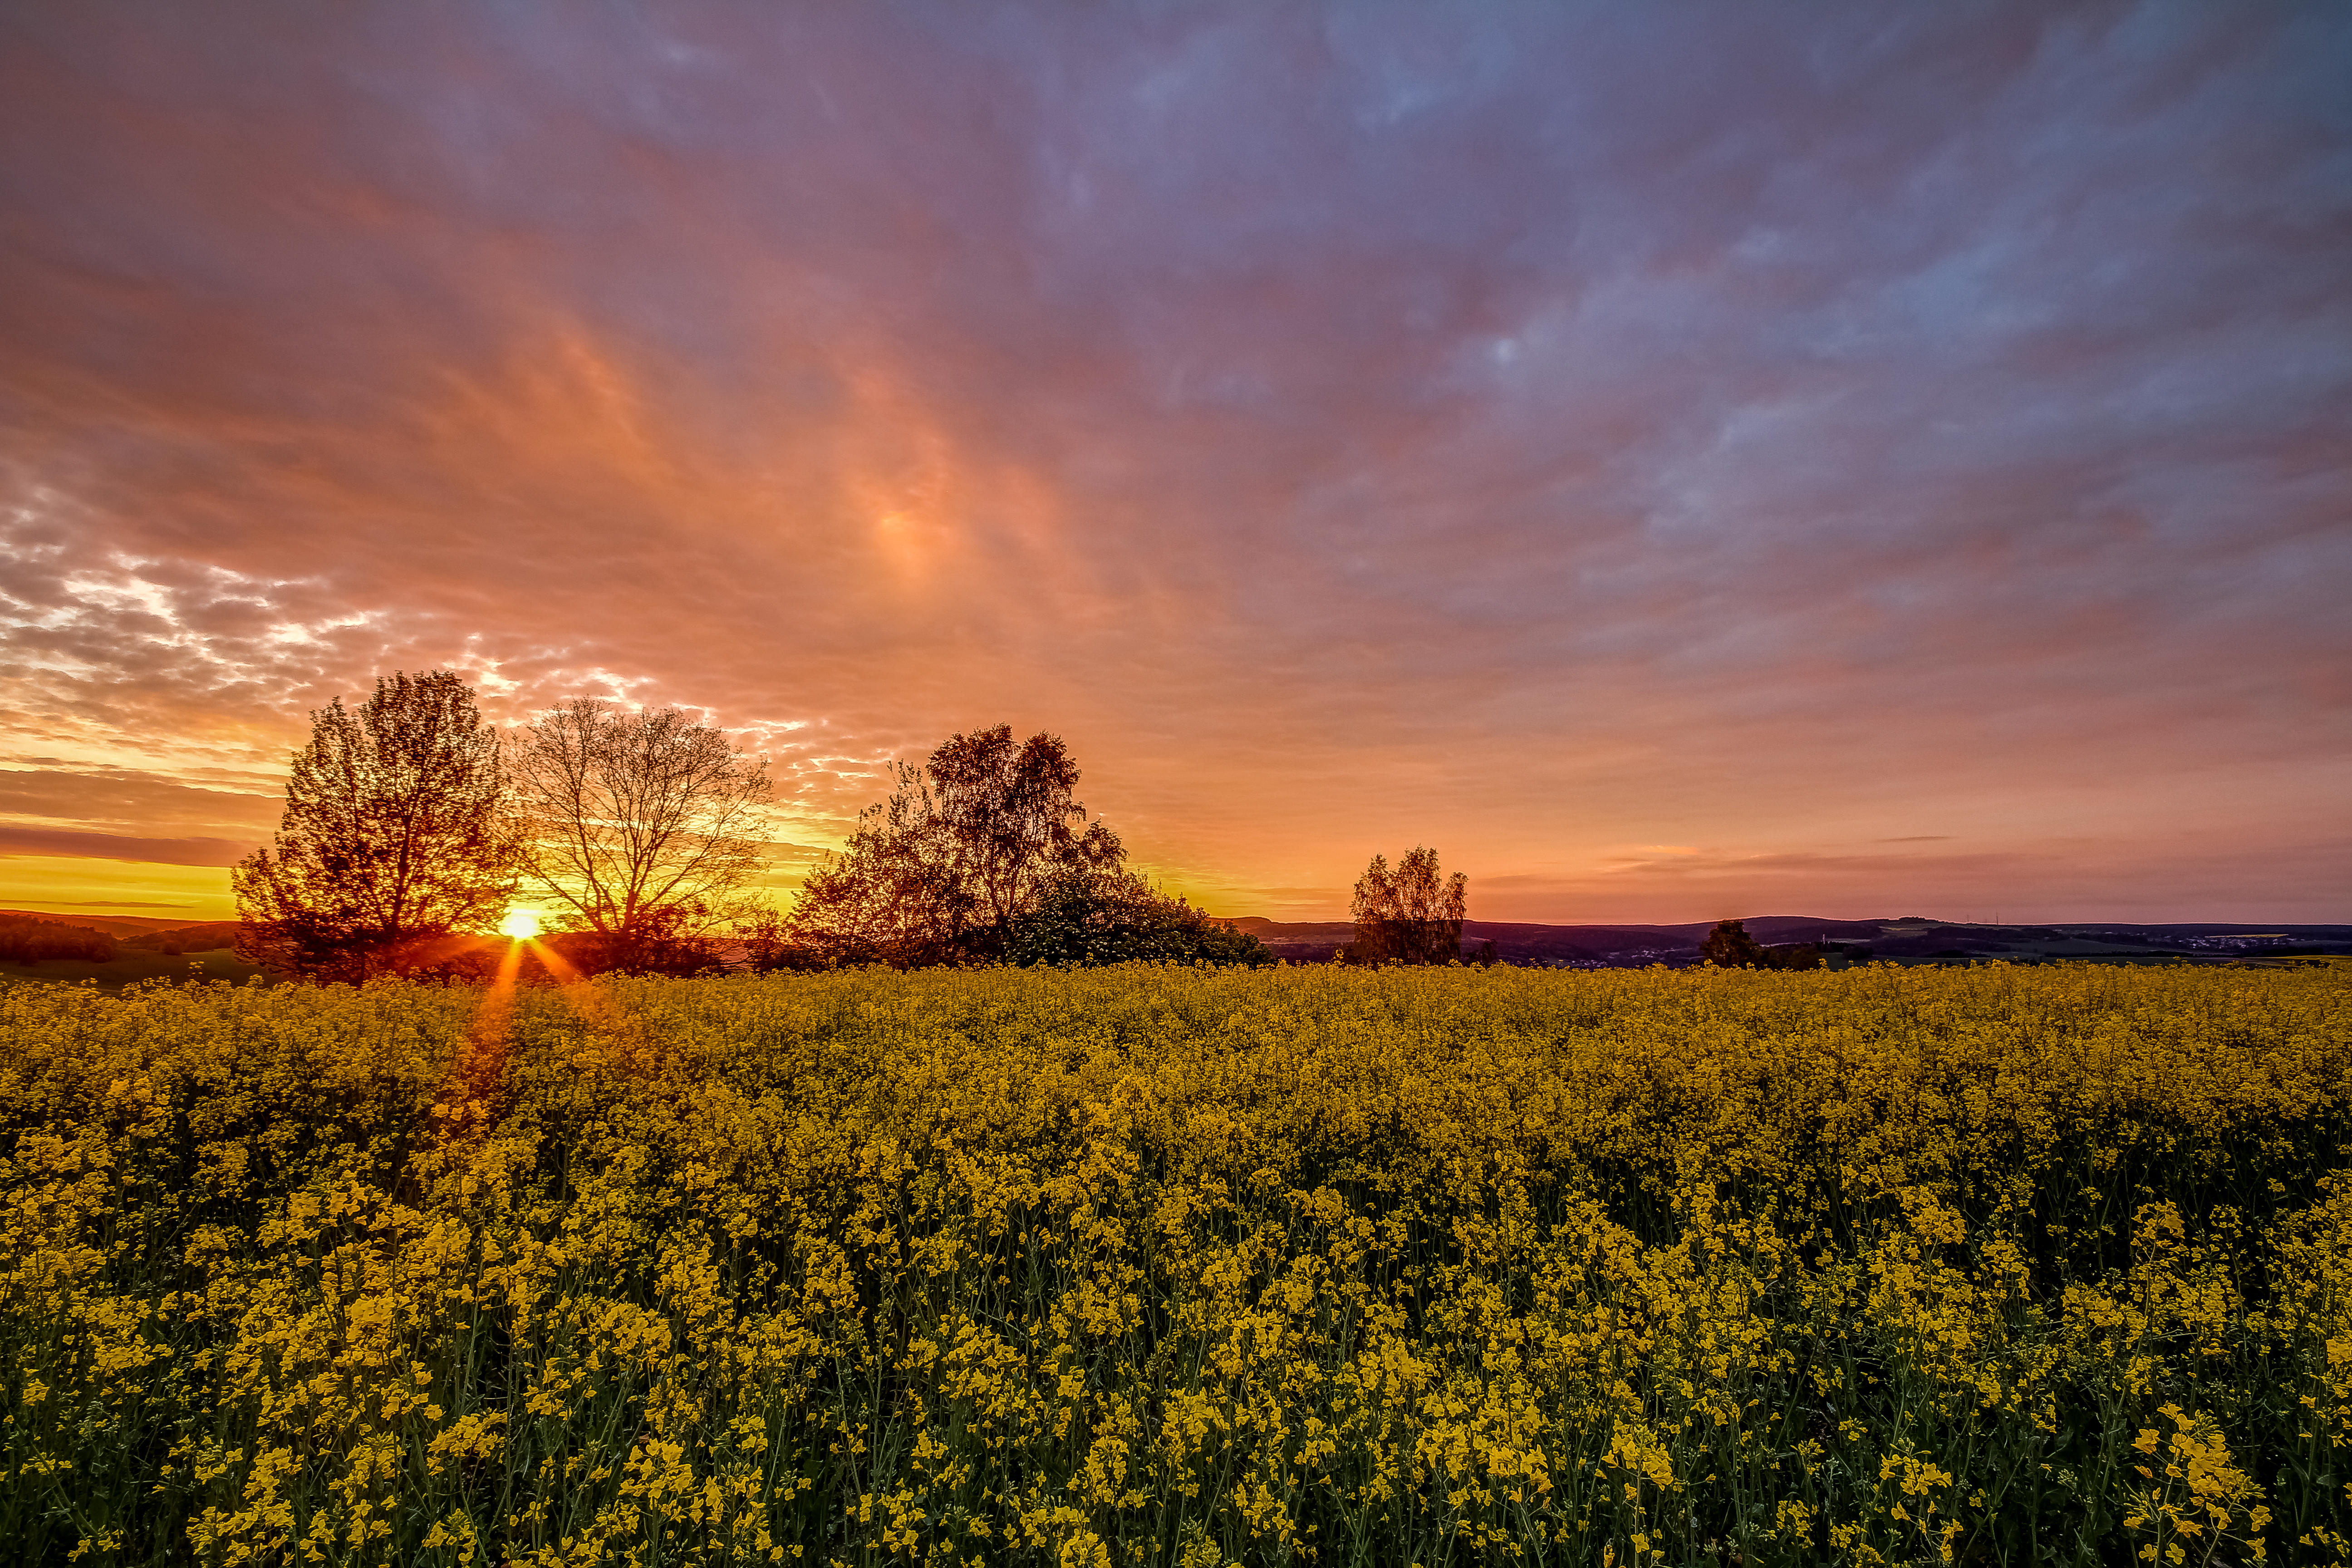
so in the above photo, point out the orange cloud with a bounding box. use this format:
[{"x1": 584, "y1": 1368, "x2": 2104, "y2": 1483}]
[{"x1": 2, "y1": 4, "x2": 2346, "y2": 923}]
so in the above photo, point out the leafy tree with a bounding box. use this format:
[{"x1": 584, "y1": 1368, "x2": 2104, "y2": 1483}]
[
  {"x1": 778, "y1": 763, "x2": 962, "y2": 967},
  {"x1": 233, "y1": 670, "x2": 513, "y2": 980},
  {"x1": 790, "y1": 725, "x2": 1123, "y2": 966},
  {"x1": 507, "y1": 700, "x2": 771, "y2": 973},
  {"x1": 1007, "y1": 868, "x2": 1273, "y2": 968},
  {"x1": 1344, "y1": 846, "x2": 1468, "y2": 964},
  {"x1": 1700, "y1": 918, "x2": 1770, "y2": 968},
  {"x1": 1699, "y1": 921, "x2": 1825, "y2": 969}
]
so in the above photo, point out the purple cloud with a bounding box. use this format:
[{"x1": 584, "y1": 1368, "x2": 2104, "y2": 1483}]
[{"x1": 0, "y1": 3, "x2": 2345, "y2": 919}]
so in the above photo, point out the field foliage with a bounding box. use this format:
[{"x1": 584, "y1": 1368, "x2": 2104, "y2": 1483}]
[{"x1": 2, "y1": 963, "x2": 2348, "y2": 1566}]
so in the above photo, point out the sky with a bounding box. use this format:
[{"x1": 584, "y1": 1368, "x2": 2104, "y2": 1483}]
[{"x1": 2, "y1": 3, "x2": 2348, "y2": 926}]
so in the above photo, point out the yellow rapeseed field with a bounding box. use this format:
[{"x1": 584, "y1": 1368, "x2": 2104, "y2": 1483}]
[{"x1": 2, "y1": 962, "x2": 2347, "y2": 1566}]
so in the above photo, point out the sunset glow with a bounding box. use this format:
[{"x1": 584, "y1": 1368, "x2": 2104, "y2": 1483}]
[
  {"x1": 498, "y1": 909, "x2": 542, "y2": 941},
  {"x1": 1, "y1": 6, "x2": 2345, "y2": 924}
]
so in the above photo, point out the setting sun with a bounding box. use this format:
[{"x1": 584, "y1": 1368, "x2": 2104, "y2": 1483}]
[{"x1": 498, "y1": 908, "x2": 542, "y2": 940}]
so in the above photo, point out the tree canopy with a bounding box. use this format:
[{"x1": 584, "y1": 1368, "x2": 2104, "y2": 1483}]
[
  {"x1": 1344, "y1": 845, "x2": 1468, "y2": 964},
  {"x1": 788, "y1": 725, "x2": 1127, "y2": 966},
  {"x1": 233, "y1": 670, "x2": 512, "y2": 979}
]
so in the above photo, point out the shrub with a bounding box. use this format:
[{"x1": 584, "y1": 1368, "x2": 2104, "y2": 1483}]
[{"x1": 1007, "y1": 868, "x2": 1273, "y2": 967}]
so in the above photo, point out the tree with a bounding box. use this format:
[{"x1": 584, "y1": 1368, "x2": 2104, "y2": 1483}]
[
  {"x1": 1006, "y1": 867, "x2": 1273, "y2": 968},
  {"x1": 1699, "y1": 920, "x2": 1824, "y2": 970},
  {"x1": 778, "y1": 763, "x2": 963, "y2": 966},
  {"x1": 789, "y1": 725, "x2": 1123, "y2": 965},
  {"x1": 234, "y1": 670, "x2": 512, "y2": 980},
  {"x1": 507, "y1": 699, "x2": 771, "y2": 972},
  {"x1": 1699, "y1": 918, "x2": 1769, "y2": 968},
  {"x1": 1344, "y1": 846, "x2": 1468, "y2": 964}
]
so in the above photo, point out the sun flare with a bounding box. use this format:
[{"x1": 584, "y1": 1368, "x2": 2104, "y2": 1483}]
[{"x1": 499, "y1": 908, "x2": 542, "y2": 940}]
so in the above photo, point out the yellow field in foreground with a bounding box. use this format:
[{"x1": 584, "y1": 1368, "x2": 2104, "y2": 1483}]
[{"x1": 2, "y1": 963, "x2": 2348, "y2": 1566}]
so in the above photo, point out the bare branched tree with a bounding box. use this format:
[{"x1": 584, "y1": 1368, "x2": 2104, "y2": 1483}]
[
  {"x1": 234, "y1": 670, "x2": 513, "y2": 979},
  {"x1": 789, "y1": 725, "x2": 1122, "y2": 965},
  {"x1": 1344, "y1": 845, "x2": 1468, "y2": 964},
  {"x1": 508, "y1": 700, "x2": 771, "y2": 970}
]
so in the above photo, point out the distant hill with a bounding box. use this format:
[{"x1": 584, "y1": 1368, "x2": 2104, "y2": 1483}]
[
  {"x1": 4, "y1": 909, "x2": 2345, "y2": 973},
  {"x1": 1223, "y1": 915, "x2": 2352, "y2": 966},
  {"x1": 122, "y1": 921, "x2": 244, "y2": 953},
  {"x1": 0, "y1": 911, "x2": 119, "y2": 963},
  {"x1": 1225, "y1": 915, "x2": 1885, "y2": 966},
  {"x1": 0, "y1": 909, "x2": 225, "y2": 937},
  {"x1": 0, "y1": 911, "x2": 255, "y2": 987}
]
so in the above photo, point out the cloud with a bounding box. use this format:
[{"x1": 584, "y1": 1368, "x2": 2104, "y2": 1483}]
[
  {"x1": 0, "y1": 767, "x2": 277, "y2": 836},
  {"x1": 0, "y1": 827, "x2": 254, "y2": 866},
  {"x1": 0, "y1": 3, "x2": 2346, "y2": 920}
]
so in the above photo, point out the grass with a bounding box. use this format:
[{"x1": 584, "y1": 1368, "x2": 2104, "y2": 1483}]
[{"x1": 0, "y1": 947, "x2": 269, "y2": 991}]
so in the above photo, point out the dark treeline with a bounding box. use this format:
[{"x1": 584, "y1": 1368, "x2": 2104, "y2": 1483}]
[
  {"x1": 0, "y1": 914, "x2": 118, "y2": 965},
  {"x1": 231, "y1": 670, "x2": 1276, "y2": 980}
]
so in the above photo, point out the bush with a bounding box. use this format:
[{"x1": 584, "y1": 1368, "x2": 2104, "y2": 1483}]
[{"x1": 1006, "y1": 868, "x2": 1272, "y2": 967}]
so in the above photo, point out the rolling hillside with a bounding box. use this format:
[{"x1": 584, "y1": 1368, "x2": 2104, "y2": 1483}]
[{"x1": 1224, "y1": 915, "x2": 2352, "y2": 966}]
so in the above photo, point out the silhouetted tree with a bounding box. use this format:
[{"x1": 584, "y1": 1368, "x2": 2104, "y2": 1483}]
[
  {"x1": 789, "y1": 725, "x2": 1123, "y2": 965},
  {"x1": 781, "y1": 763, "x2": 956, "y2": 966},
  {"x1": 1007, "y1": 867, "x2": 1273, "y2": 968},
  {"x1": 234, "y1": 670, "x2": 513, "y2": 980},
  {"x1": 1344, "y1": 846, "x2": 1468, "y2": 964},
  {"x1": 1699, "y1": 918, "x2": 1770, "y2": 968},
  {"x1": 507, "y1": 699, "x2": 771, "y2": 973},
  {"x1": 733, "y1": 905, "x2": 833, "y2": 972}
]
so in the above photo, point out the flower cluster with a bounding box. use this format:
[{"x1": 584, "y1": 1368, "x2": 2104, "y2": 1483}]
[{"x1": 2, "y1": 961, "x2": 2346, "y2": 1565}]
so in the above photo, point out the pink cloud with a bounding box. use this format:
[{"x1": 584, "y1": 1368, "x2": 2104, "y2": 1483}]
[{"x1": 0, "y1": 4, "x2": 2346, "y2": 921}]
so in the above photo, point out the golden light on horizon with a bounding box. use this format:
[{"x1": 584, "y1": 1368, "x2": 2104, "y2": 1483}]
[{"x1": 499, "y1": 907, "x2": 543, "y2": 940}]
